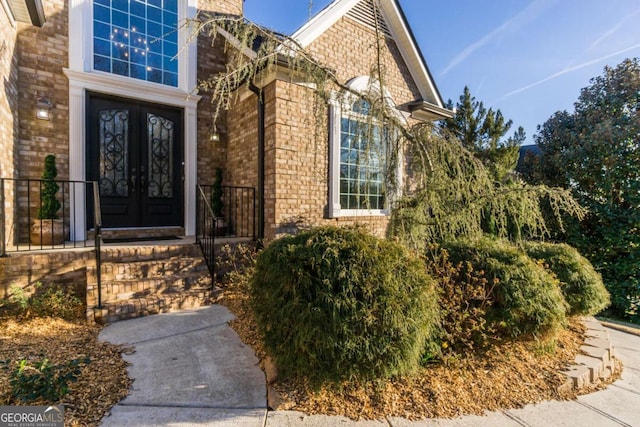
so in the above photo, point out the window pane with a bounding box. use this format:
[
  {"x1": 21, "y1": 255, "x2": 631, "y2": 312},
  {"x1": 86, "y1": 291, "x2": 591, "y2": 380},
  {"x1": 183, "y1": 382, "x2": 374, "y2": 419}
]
[
  {"x1": 147, "y1": 6, "x2": 161, "y2": 23},
  {"x1": 94, "y1": 55, "x2": 110, "y2": 72},
  {"x1": 93, "y1": 0, "x2": 179, "y2": 87},
  {"x1": 94, "y1": 38, "x2": 111, "y2": 56},
  {"x1": 94, "y1": 4, "x2": 110, "y2": 23},
  {"x1": 338, "y1": 110, "x2": 387, "y2": 211}
]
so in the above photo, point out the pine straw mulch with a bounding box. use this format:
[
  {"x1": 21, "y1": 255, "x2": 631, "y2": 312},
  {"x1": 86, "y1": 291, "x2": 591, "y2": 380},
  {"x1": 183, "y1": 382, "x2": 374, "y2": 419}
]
[
  {"x1": 0, "y1": 316, "x2": 131, "y2": 427},
  {"x1": 217, "y1": 281, "x2": 621, "y2": 421}
]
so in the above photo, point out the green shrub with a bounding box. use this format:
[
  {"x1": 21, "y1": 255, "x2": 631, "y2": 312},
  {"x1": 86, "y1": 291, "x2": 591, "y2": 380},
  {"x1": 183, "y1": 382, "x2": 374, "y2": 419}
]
[
  {"x1": 37, "y1": 154, "x2": 61, "y2": 220},
  {"x1": 251, "y1": 226, "x2": 440, "y2": 384},
  {"x1": 5, "y1": 283, "x2": 84, "y2": 320},
  {"x1": 8, "y1": 357, "x2": 90, "y2": 403},
  {"x1": 425, "y1": 246, "x2": 495, "y2": 353},
  {"x1": 523, "y1": 242, "x2": 610, "y2": 316},
  {"x1": 442, "y1": 237, "x2": 567, "y2": 337}
]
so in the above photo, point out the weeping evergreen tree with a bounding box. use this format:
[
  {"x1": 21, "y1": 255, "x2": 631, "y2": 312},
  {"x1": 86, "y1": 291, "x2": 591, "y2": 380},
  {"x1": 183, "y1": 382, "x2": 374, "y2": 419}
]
[
  {"x1": 190, "y1": 7, "x2": 584, "y2": 251},
  {"x1": 388, "y1": 124, "x2": 583, "y2": 250}
]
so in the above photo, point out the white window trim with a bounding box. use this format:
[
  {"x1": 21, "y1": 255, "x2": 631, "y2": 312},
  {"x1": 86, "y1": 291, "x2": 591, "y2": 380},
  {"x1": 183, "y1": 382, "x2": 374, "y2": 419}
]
[
  {"x1": 65, "y1": 0, "x2": 200, "y2": 239},
  {"x1": 327, "y1": 76, "x2": 406, "y2": 219}
]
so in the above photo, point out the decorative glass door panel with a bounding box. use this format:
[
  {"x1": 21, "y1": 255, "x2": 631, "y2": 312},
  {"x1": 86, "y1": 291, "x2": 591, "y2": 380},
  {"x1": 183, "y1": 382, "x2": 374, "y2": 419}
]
[
  {"x1": 87, "y1": 94, "x2": 183, "y2": 228},
  {"x1": 147, "y1": 114, "x2": 174, "y2": 199},
  {"x1": 99, "y1": 110, "x2": 129, "y2": 197}
]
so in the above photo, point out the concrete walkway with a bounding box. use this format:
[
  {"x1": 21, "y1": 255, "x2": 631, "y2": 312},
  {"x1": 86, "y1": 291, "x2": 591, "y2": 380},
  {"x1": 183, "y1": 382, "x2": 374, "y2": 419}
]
[
  {"x1": 98, "y1": 306, "x2": 640, "y2": 427},
  {"x1": 98, "y1": 306, "x2": 266, "y2": 426}
]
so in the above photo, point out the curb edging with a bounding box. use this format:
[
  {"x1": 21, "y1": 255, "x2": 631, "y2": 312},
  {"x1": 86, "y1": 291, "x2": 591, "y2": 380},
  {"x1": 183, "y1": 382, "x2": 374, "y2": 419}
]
[{"x1": 559, "y1": 316, "x2": 617, "y2": 392}]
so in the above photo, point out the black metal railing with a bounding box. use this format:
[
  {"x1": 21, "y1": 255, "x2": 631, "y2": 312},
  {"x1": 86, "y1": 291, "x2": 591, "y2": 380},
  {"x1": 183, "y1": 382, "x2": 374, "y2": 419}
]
[
  {"x1": 196, "y1": 184, "x2": 217, "y2": 280},
  {"x1": 92, "y1": 182, "x2": 103, "y2": 308},
  {"x1": 199, "y1": 185, "x2": 256, "y2": 239},
  {"x1": 0, "y1": 177, "x2": 103, "y2": 306},
  {"x1": 0, "y1": 178, "x2": 99, "y2": 254},
  {"x1": 196, "y1": 184, "x2": 256, "y2": 280}
]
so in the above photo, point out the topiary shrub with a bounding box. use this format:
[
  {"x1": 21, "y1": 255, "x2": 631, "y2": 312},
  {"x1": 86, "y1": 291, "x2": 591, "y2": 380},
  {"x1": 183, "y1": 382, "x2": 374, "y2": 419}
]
[
  {"x1": 37, "y1": 154, "x2": 61, "y2": 220},
  {"x1": 442, "y1": 237, "x2": 567, "y2": 337},
  {"x1": 523, "y1": 241, "x2": 610, "y2": 316},
  {"x1": 251, "y1": 226, "x2": 440, "y2": 384}
]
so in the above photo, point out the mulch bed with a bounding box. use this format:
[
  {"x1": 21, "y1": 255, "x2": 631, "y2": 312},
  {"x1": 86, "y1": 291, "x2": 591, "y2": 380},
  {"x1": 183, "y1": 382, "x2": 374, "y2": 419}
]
[
  {"x1": 0, "y1": 285, "x2": 621, "y2": 425},
  {"x1": 216, "y1": 280, "x2": 619, "y2": 421},
  {"x1": 0, "y1": 316, "x2": 131, "y2": 427}
]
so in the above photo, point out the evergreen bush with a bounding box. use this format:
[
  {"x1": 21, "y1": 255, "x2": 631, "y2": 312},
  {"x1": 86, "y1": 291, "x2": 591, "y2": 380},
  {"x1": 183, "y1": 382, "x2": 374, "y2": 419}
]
[
  {"x1": 37, "y1": 154, "x2": 61, "y2": 220},
  {"x1": 523, "y1": 241, "x2": 610, "y2": 316},
  {"x1": 443, "y1": 237, "x2": 567, "y2": 337},
  {"x1": 251, "y1": 226, "x2": 440, "y2": 384}
]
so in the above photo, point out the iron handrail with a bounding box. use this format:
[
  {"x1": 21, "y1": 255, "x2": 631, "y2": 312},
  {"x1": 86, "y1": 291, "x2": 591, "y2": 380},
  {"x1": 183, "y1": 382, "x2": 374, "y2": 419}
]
[
  {"x1": 92, "y1": 182, "x2": 103, "y2": 308},
  {"x1": 196, "y1": 184, "x2": 217, "y2": 281}
]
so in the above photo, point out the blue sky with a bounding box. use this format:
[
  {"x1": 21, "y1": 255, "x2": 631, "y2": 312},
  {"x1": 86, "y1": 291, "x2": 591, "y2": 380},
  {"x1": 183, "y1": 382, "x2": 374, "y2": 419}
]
[{"x1": 244, "y1": 0, "x2": 640, "y2": 145}]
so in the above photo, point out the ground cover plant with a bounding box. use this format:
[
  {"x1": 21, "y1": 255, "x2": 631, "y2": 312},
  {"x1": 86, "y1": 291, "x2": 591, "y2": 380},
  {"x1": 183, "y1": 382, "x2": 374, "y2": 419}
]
[{"x1": 0, "y1": 285, "x2": 131, "y2": 426}]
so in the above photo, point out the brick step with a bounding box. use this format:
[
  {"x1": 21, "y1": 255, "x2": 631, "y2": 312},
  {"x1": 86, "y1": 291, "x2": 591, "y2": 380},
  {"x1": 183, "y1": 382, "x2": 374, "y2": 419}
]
[
  {"x1": 98, "y1": 272, "x2": 212, "y2": 304},
  {"x1": 100, "y1": 256, "x2": 208, "y2": 281},
  {"x1": 94, "y1": 287, "x2": 216, "y2": 324},
  {"x1": 87, "y1": 242, "x2": 216, "y2": 324},
  {"x1": 100, "y1": 243, "x2": 203, "y2": 263}
]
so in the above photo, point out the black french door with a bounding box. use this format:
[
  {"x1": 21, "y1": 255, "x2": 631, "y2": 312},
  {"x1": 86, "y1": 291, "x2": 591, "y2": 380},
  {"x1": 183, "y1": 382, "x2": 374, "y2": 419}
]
[{"x1": 87, "y1": 93, "x2": 183, "y2": 228}]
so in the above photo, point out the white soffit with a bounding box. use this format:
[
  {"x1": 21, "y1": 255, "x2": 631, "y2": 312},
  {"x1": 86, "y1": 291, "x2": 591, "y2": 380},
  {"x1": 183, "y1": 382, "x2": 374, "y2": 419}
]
[{"x1": 7, "y1": 0, "x2": 45, "y2": 26}]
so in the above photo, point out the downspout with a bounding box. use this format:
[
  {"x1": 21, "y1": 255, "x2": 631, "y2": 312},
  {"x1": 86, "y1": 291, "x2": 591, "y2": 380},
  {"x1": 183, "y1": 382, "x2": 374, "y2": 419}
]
[{"x1": 248, "y1": 82, "x2": 265, "y2": 242}]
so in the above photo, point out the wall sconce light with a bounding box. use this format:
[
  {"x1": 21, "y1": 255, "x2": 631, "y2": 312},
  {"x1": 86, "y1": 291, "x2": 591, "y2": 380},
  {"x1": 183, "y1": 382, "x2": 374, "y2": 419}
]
[
  {"x1": 35, "y1": 97, "x2": 52, "y2": 121},
  {"x1": 209, "y1": 126, "x2": 220, "y2": 143}
]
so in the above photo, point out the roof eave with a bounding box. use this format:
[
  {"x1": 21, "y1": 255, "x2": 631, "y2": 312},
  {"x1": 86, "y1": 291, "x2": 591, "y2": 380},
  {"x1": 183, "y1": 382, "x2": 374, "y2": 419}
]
[
  {"x1": 408, "y1": 100, "x2": 454, "y2": 122},
  {"x1": 7, "y1": 0, "x2": 45, "y2": 27},
  {"x1": 290, "y1": 0, "x2": 447, "y2": 110}
]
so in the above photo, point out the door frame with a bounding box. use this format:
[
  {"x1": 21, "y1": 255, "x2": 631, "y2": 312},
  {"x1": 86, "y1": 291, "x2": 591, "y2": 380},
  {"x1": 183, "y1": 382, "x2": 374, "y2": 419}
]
[
  {"x1": 86, "y1": 92, "x2": 185, "y2": 229},
  {"x1": 65, "y1": 70, "x2": 201, "y2": 241}
]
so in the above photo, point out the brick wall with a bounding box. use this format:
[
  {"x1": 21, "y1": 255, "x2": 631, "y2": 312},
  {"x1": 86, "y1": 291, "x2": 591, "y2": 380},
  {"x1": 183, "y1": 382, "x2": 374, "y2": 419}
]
[
  {"x1": 199, "y1": 0, "x2": 243, "y2": 16},
  {"x1": 309, "y1": 16, "x2": 421, "y2": 105},
  {"x1": 0, "y1": 6, "x2": 18, "y2": 179},
  {"x1": 0, "y1": 250, "x2": 93, "y2": 301},
  {"x1": 16, "y1": 0, "x2": 69, "y2": 180},
  {"x1": 0, "y1": 5, "x2": 19, "y2": 245},
  {"x1": 196, "y1": 0, "x2": 244, "y2": 185},
  {"x1": 260, "y1": 16, "x2": 421, "y2": 239}
]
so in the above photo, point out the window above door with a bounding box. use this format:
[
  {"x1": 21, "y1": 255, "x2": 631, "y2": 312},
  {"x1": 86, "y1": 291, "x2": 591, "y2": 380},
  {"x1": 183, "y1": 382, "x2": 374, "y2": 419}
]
[
  {"x1": 93, "y1": 0, "x2": 179, "y2": 87},
  {"x1": 67, "y1": 0, "x2": 197, "y2": 96}
]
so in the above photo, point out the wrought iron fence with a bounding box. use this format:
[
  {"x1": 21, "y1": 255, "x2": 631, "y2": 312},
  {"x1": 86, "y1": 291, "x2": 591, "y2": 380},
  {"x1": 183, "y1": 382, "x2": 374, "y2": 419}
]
[
  {"x1": 195, "y1": 184, "x2": 256, "y2": 280},
  {"x1": 0, "y1": 178, "x2": 102, "y2": 254},
  {"x1": 0, "y1": 177, "x2": 103, "y2": 306}
]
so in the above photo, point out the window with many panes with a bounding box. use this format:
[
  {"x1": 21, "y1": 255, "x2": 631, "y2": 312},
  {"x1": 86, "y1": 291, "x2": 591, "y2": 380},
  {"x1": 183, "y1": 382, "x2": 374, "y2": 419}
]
[
  {"x1": 93, "y1": 0, "x2": 179, "y2": 87},
  {"x1": 339, "y1": 99, "x2": 388, "y2": 211}
]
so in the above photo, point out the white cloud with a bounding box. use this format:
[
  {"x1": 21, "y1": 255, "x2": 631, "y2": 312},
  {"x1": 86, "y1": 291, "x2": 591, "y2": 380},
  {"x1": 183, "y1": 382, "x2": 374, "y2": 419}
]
[
  {"x1": 440, "y1": 0, "x2": 556, "y2": 77},
  {"x1": 500, "y1": 43, "x2": 640, "y2": 100}
]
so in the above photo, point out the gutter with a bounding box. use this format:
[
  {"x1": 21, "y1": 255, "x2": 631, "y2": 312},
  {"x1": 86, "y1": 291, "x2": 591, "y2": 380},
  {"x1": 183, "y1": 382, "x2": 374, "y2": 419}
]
[{"x1": 248, "y1": 82, "x2": 265, "y2": 242}]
